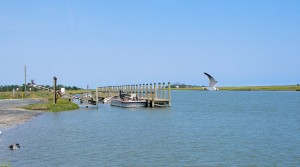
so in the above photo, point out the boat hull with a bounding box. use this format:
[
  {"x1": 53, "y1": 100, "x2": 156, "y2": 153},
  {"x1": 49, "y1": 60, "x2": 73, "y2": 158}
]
[{"x1": 111, "y1": 99, "x2": 147, "y2": 108}]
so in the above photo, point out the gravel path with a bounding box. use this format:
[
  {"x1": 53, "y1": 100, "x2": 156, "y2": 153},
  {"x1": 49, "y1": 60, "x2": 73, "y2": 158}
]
[{"x1": 0, "y1": 99, "x2": 44, "y2": 128}]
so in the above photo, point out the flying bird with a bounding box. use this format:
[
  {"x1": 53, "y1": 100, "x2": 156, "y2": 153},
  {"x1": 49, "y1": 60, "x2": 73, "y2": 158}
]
[{"x1": 204, "y1": 72, "x2": 219, "y2": 91}]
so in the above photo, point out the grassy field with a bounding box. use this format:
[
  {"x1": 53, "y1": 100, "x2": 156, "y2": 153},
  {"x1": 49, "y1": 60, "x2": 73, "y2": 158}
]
[
  {"x1": 22, "y1": 98, "x2": 79, "y2": 112},
  {"x1": 0, "y1": 90, "x2": 79, "y2": 112},
  {"x1": 172, "y1": 85, "x2": 300, "y2": 91},
  {"x1": 220, "y1": 85, "x2": 300, "y2": 91},
  {"x1": 0, "y1": 90, "x2": 53, "y2": 100},
  {"x1": 66, "y1": 89, "x2": 89, "y2": 95}
]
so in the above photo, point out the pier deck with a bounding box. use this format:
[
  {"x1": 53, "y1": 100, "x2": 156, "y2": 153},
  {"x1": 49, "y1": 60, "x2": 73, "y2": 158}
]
[{"x1": 97, "y1": 82, "x2": 171, "y2": 108}]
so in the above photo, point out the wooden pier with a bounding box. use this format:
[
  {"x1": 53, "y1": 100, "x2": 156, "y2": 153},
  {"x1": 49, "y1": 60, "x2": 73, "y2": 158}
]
[{"x1": 97, "y1": 82, "x2": 171, "y2": 107}]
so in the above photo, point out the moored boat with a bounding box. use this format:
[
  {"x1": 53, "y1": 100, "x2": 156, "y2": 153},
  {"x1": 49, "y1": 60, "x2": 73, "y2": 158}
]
[
  {"x1": 110, "y1": 92, "x2": 146, "y2": 108},
  {"x1": 111, "y1": 99, "x2": 147, "y2": 108}
]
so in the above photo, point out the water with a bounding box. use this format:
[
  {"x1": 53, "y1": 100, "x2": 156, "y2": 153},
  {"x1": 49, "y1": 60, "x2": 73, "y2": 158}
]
[{"x1": 1, "y1": 91, "x2": 300, "y2": 166}]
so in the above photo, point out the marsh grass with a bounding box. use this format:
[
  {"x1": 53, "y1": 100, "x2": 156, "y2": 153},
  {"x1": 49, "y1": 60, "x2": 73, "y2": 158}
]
[
  {"x1": 220, "y1": 85, "x2": 300, "y2": 91},
  {"x1": 0, "y1": 160, "x2": 11, "y2": 167},
  {"x1": 22, "y1": 98, "x2": 79, "y2": 112},
  {"x1": 0, "y1": 92, "x2": 12, "y2": 99},
  {"x1": 0, "y1": 91, "x2": 52, "y2": 100},
  {"x1": 171, "y1": 85, "x2": 300, "y2": 91}
]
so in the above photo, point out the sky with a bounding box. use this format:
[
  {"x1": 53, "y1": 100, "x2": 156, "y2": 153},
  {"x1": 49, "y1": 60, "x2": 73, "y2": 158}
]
[{"x1": 1, "y1": 0, "x2": 299, "y2": 88}]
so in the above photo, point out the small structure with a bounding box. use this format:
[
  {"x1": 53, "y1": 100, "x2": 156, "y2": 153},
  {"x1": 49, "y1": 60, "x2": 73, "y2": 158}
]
[{"x1": 60, "y1": 88, "x2": 65, "y2": 95}]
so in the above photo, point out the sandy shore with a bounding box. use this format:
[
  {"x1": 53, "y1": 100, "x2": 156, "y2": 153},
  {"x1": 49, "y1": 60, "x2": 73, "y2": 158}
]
[{"x1": 0, "y1": 99, "x2": 44, "y2": 128}]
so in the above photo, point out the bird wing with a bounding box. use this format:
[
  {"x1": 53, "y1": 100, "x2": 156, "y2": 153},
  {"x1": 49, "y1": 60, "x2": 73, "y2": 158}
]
[{"x1": 204, "y1": 72, "x2": 218, "y2": 87}]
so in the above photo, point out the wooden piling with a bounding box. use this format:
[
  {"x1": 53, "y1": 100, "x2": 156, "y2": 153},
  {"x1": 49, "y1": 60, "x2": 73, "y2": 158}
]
[
  {"x1": 149, "y1": 84, "x2": 152, "y2": 107},
  {"x1": 143, "y1": 84, "x2": 145, "y2": 99},
  {"x1": 158, "y1": 83, "x2": 161, "y2": 99},
  {"x1": 168, "y1": 82, "x2": 171, "y2": 106},
  {"x1": 152, "y1": 83, "x2": 156, "y2": 107},
  {"x1": 163, "y1": 82, "x2": 166, "y2": 99},
  {"x1": 53, "y1": 77, "x2": 57, "y2": 104},
  {"x1": 146, "y1": 84, "x2": 149, "y2": 101}
]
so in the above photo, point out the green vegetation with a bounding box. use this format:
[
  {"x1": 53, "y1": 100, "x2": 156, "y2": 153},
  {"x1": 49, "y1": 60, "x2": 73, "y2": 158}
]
[
  {"x1": 0, "y1": 85, "x2": 80, "y2": 111},
  {"x1": 67, "y1": 89, "x2": 90, "y2": 94},
  {"x1": 23, "y1": 98, "x2": 79, "y2": 112},
  {"x1": 171, "y1": 82, "x2": 197, "y2": 88},
  {"x1": 0, "y1": 161, "x2": 11, "y2": 167},
  {"x1": 0, "y1": 92, "x2": 12, "y2": 99},
  {"x1": 220, "y1": 85, "x2": 300, "y2": 91},
  {"x1": 0, "y1": 84, "x2": 82, "y2": 92},
  {"x1": 171, "y1": 85, "x2": 300, "y2": 91},
  {"x1": 0, "y1": 90, "x2": 52, "y2": 99}
]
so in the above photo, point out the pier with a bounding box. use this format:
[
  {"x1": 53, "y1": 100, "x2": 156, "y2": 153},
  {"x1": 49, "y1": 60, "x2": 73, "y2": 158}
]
[{"x1": 97, "y1": 82, "x2": 171, "y2": 107}]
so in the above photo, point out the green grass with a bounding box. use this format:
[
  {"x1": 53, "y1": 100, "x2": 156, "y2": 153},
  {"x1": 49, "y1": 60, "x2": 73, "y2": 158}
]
[
  {"x1": 22, "y1": 98, "x2": 79, "y2": 112},
  {"x1": 220, "y1": 85, "x2": 300, "y2": 91},
  {"x1": 0, "y1": 161, "x2": 11, "y2": 167},
  {"x1": 67, "y1": 89, "x2": 89, "y2": 94},
  {"x1": 171, "y1": 85, "x2": 300, "y2": 91},
  {"x1": 0, "y1": 92, "x2": 12, "y2": 99},
  {"x1": 0, "y1": 90, "x2": 52, "y2": 100},
  {"x1": 0, "y1": 90, "x2": 79, "y2": 112}
]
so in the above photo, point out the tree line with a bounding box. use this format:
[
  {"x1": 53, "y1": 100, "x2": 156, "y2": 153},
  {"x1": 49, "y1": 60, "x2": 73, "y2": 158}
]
[
  {"x1": 170, "y1": 82, "x2": 199, "y2": 88},
  {"x1": 0, "y1": 84, "x2": 82, "y2": 92}
]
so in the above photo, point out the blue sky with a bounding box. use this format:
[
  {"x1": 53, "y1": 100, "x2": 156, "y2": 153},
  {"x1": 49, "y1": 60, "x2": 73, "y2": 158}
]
[{"x1": 1, "y1": 0, "x2": 299, "y2": 88}]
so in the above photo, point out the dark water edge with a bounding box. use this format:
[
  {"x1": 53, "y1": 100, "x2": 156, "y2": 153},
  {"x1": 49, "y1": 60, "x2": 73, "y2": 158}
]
[{"x1": 0, "y1": 91, "x2": 300, "y2": 166}]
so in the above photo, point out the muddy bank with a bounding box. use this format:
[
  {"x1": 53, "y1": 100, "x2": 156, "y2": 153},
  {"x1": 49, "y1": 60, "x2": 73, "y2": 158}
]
[{"x1": 0, "y1": 99, "x2": 44, "y2": 128}]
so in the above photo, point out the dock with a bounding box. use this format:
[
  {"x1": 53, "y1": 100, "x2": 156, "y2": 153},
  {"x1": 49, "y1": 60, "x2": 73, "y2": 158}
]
[{"x1": 97, "y1": 82, "x2": 171, "y2": 107}]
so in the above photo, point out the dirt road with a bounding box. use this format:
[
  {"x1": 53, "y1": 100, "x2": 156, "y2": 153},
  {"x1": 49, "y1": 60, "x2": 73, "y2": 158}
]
[{"x1": 0, "y1": 99, "x2": 43, "y2": 128}]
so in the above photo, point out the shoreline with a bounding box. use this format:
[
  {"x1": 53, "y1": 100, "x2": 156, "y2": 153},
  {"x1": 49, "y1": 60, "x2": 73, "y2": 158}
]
[{"x1": 0, "y1": 99, "x2": 44, "y2": 129}]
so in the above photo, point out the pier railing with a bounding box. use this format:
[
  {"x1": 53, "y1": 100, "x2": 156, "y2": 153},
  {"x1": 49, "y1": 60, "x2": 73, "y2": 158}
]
[{"x1": 97, "y1": 82, "x2": 171, "y2": 107}]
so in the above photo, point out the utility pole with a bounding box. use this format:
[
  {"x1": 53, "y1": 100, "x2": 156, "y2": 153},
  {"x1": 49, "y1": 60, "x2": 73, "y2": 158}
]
[
  {"x1": 53, "y1": 77, "x2": 57, "y2": 104},
  {"x1": 24, "y1": 65, "x2": 27, "y2": 98}
]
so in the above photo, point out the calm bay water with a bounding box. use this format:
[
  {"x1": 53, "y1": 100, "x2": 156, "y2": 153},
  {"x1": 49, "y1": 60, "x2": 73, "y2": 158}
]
[{"x1": 1, "y1": 91, "x2": 300, "y2": 166}]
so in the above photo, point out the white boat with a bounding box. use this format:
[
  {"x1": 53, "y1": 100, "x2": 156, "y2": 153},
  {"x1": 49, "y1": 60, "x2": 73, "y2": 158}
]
[
  {"x1": 110, "y1": 93, "x2": 146, "y2": 108},
  {"x1": 111, "y1": 99, "x2": 147, "y2": 108}
]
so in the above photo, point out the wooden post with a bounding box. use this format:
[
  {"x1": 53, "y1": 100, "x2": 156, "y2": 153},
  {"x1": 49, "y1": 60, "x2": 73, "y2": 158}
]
[
  {"x1": 96, "y1": 86, "x2": 99, "y2": 109},
  {"x1": 150, "y1": 84, "x2": 152, "y2": 97},
  {"x1": 168, "y1": 82, "x2": 171, "y2": 106},
  {"x1": 153, "y1": 83, "x2": 156, "y2": 107},
  {"x1": 142, "y1": 84, "x2": 145, "y2": 99},
  {"x1": 53, "y1": 77, "x2": 57, "y2": 104},
  {"x1": 146, "y1": 84, "x2": 149, "y2": 107},
  {"x1": 86, "y1": 85, "x2": 89, "y2": 106},
  {"x1": 139, "y1": 84, "x2": 141, "y2": 99},
  {"x1": 149, "y1": 84, "x2": 153, "y2": 107},
  {"x1": 158, "y1": 83, "x2": 161, "y2": 99},
  {"x1": 24, "y1": 65, "x2": 27, "y2": 98},
  {"x1": 133, "y1": 85, "x2": 135, "y2": 94},
  {"x1": 163, "y1": 82, "x2": 166, "y2": 99},
  {"x1": 128, "y1": 85, "x2": 130, "y2": 94}
]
